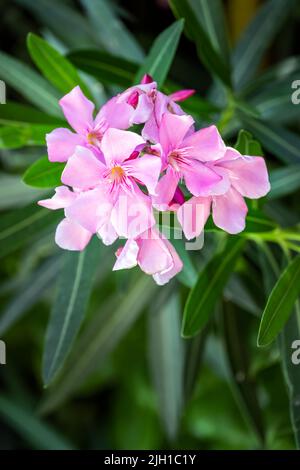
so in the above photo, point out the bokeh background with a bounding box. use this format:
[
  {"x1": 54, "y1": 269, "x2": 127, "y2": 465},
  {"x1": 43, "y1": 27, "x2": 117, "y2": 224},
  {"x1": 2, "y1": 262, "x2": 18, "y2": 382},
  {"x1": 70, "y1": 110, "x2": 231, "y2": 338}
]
[{"x1": 0, "y1": 0, "x2": 300, "y2": 450}]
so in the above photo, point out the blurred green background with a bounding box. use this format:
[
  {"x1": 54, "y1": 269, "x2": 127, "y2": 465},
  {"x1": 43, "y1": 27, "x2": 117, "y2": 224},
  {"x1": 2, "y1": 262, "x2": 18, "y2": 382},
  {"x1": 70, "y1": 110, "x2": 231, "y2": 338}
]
[{"x1": 1, "y1": 0, "x2": 300, "y2": 450}]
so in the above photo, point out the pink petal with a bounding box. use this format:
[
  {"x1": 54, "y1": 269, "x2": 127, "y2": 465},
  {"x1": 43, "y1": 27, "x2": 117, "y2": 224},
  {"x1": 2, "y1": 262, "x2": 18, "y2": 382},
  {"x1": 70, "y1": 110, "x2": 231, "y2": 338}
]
[
  {"x1": 169, "y1": 89, "x2": 195, "y2": 102},
  {"x1": 183, "y1": 162, "x2": 222, "y2": 197},
  {"x1": 123, "y1": 154, "x2": 161, "y2": 195},
  {"x1": 65, "y1": 187, "x2": 112, "y2": 233},
  {"x1": 46, "y1": 128, "x2": 85, "y2": 162},
  {"x1": 130, "y1": 93, "x2": 154, "y2": 124},
  {"x1": 212, "y1": 187, "x2": 248, "y2": 234},
  {"x1": 219, "y1": 155, "x2": 270, "y2": 199},
  {"x1": 95, "y1": 95, "x2": 133, "y2": 130},
  {"x1": 97, "y1": 221, "x2": 118, "y2": 246},
  {"x1": 137, "y1": 230, "x2": 173, "y2": 275},
  {"x1": 100, "y1": 128, "x2": 145, "y2": 165},
  {"x1": 152, "y1": 168, "x2": 179, "y2": 210},
  {"x1": 141, "y1": 91, "x2": 168, "y2": 143},
  {"x1": 61, "y1": 146, "x2": 105, "y2": 190},
  {"x1": 159, "y1": 113, "x2": 194, "y2": 155},
  {"x1": 182, "y1": 125, "x2": 226, "y2": 162},
  {"x1": 38, "y1": 186, "x2": 76, "y2": 210},
  {"x1": 111, "y1": 185, "x2": 155, "y2": 239},
  {"x1": 55, "y1": 218, "x2": 92, "y2": 251},
  {"x1": 59, "y1": 86, "x2": 95, "y2": 134},
  {"x1": 113, "y1": 240, "x2": 139, "y2": 270},
  {"x1": 152, "y1": 238, "x2": 183, "y2": 286},
  {"x1": 177, "y1": 196, "x2": 211, "y2": 240}
]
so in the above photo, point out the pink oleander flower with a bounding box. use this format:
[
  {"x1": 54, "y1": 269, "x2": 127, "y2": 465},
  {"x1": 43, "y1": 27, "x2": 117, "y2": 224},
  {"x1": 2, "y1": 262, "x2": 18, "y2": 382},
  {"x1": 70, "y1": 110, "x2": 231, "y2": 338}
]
[
  {"x1": 152, "y1": 113, "x2": 226, "y2": 211},
  {"x1": 177, "y1": 147, "x2": 271, "y2": 238},
  {"x1": 57, "y1": 129, "x2": 161, "y2": 244},
  {"x1": 46, "y1": 86, "x2": 134, "y2": 162},
  {"x1": 113, "y1": 227, "x2": 183, "y2": 285}
]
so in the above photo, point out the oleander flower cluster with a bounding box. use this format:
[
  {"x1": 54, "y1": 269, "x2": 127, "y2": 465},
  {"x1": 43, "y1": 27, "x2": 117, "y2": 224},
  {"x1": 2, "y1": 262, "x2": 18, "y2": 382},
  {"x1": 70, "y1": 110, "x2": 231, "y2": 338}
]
[{"x1": 39, "y1": 75, "x2": 270, "y2": 285}]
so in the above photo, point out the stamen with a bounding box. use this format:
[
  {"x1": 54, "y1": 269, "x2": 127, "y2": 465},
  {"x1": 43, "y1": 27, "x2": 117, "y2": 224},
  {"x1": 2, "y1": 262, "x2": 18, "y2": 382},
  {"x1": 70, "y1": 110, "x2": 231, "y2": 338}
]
[{"x1": 87, "y1": 130, "x2": 103, "y2": 147}]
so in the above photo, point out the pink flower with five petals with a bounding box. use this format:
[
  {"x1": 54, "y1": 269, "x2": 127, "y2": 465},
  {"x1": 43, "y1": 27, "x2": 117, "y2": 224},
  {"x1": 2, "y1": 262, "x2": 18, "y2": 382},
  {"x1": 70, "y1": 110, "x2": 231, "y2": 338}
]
[
  {"x1": 59, "y1": 129, "x2": 161, "y2": 244},
  {"x1": 46, "y1": 86, "x2": 134, "y2": 162},
  {"x1": 177, "y1": 147, "x2": 271, "y2": 237}
]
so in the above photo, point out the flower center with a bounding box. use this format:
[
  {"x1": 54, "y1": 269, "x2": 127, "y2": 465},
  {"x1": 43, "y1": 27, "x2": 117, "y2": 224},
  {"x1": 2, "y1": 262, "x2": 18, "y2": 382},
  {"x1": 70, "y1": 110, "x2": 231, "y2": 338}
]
[
  {"x1": 168, "y1": 151, "x2": 182, "y2": 172},
  {"x1": 110, "y1": 165, "x2": 125, "y2": 182},
  {"x1": 87, "y1": 130, "x2": 102, "y2": 147}
]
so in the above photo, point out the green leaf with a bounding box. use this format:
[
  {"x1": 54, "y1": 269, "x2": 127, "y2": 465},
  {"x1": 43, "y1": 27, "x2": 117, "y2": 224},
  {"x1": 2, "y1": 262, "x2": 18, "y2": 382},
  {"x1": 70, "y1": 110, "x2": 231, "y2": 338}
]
[
  {"x1": 0, "y1": 257, "x2": 61, "y2": 335},
  {"x1": 0, "y1": 51, "x2": 61, "y2": 116},
  {"x1": 0, "y1": 173, "x2": 48, "y2": 210},
  {"x1": 135, "y1": 19, "x2": 184, "y2": 87},
  {"x1": 268, "y1": 165, "x2": 300, "y2": 199},
  {"x1": 0, "y1": 204, "x2": 60, "y2": 259},
  {"x1": 234, "y1": 129, "x2": 263, "y2": 156},
  {"x1": 40, "y1": 275, "x2": 157, "y2": 413},
  {"x1": 169, "y1": 0, "x2": 232, "y2": 87},
  {"x1": 0, "y1": 125, "x2": 55, "y2": 149},
  {"x1": 280, "y1": 305, "x2": 300, "y2": 448},
  {"x1": 259, "y1": 243, "x2": 300, "y2": 448},
  {"x1": 148, "y1": 292, "x2": 185, "y2": 440},
  {"x1": 221, "y1": 302, "x2": 265, "y2": 446},
  {"x1": 80, "y1": 0, "x2": 144, "y2": 62},
  {"x1": 43, "y1": 238, "x2": 101, "y2": 386},
  {"x1": 15, "y1": 0, "x2": 96, "y2": 49},
  {"x1": 68, "y1": 49, "x2": 137, "y2": 88},
  {"x1": 23, "y1": 156, "x2": 65, "y2": 189},
  {"x1": 233, "y1": 0, "x2": 297, "y2": 90},
  {"x1": 182, "y1": 237, "x2": 245, "y2": 338},
  {"x1": 258, "y1": 254, "x2": 300, "y2": 347},
  {"x1": 27, "y1": 33, "x2": 93, "y2": 99},
  {"x1": 185, "y1": 0, "x2": 230, "y2": 66},
  {"x1": 240, "y1": 116, "x2": 300, "y2": 164},
  {"x1": 0, "y1": 395, "x2": 74, "y2": 450},
  {"x1": 242, "y1": 56, "x2": 300, "y2": 97},
  {"x1": 0, "y1": 102, "x2": 65, "y2": 127}
]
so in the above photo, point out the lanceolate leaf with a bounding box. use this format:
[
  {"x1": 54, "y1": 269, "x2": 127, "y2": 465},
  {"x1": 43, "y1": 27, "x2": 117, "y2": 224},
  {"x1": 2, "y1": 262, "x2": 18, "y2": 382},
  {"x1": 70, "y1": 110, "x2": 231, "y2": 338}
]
[
  {"x1": 0, "y1": 204, "x2": 60, "y2": 259},
  {"x1": 258, "y1": 254, "x2": 300, "y2": 347},
  {"x1": 80, "y1": 0, "x2": 144, "y2": 62},
  {"x1": 0, "y1": 102, "x2": 65, "y2": 127},
  {"x1": 40, "y1": 275, "x2": 157, "y2": 413},
  {"x1": 15, "y1": 0, "x2": 96, "y2": 49},
  {"x1": 0, "y1": 173, "x2": 48, "y2": 210},
  {"x1": 0, "y1": 395, "x2": 74, "y2": 450},
  {"x1": 280, "y1": 305, "x2": 300, "y2": 448},
  {"x1": 182, "y1": 237, "x2": 245, "y2": 338},
  {"x1": 68, "y1": 49, "x2": 136, "y2": 88},
  {"x1": 148, "y1": 292, "x2": 185, "y2": 440},
  {"x1": 169, "y1": 0, "x2": 232, "y2": 87},
  {"x1": 186, "y1": 0, "x2": 230, "y2": 65},
  {"x1": 23, "y1": 156, "x2": 65, "y2": 189},
  {"x1": 0, "y1": 51, "x2": 61, "y2": 116},
  {"x1": 0, "y1": 125, "x2": 55, "y2": 149},
  {"x1": 268, "y1": 165, "x2": 300, "y2": 199},
  {"x1": 259, "y1": 244, "x2": 300, "y2": 448},
  {"x1": 0, "y1": 257, "x2": 61, "y2": 335},
  {"x1": 43, "y1": 238, "x2": 101, "y2": 386},
  {"x1": 221, "y1": 302, "x2": 265, "y2": 446},
  {"x1": 240, "y1": 116, "x2": 300, "y2": 164},
  {"x1": 135, "y1": 19, "x2": 184, "y2": 87},
  {"x1": 27, "y1": 33, "x2": 93, "y2": 99},
  {"x1": 233, "y1": 0, "x2": 296, "y2": 90}
]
